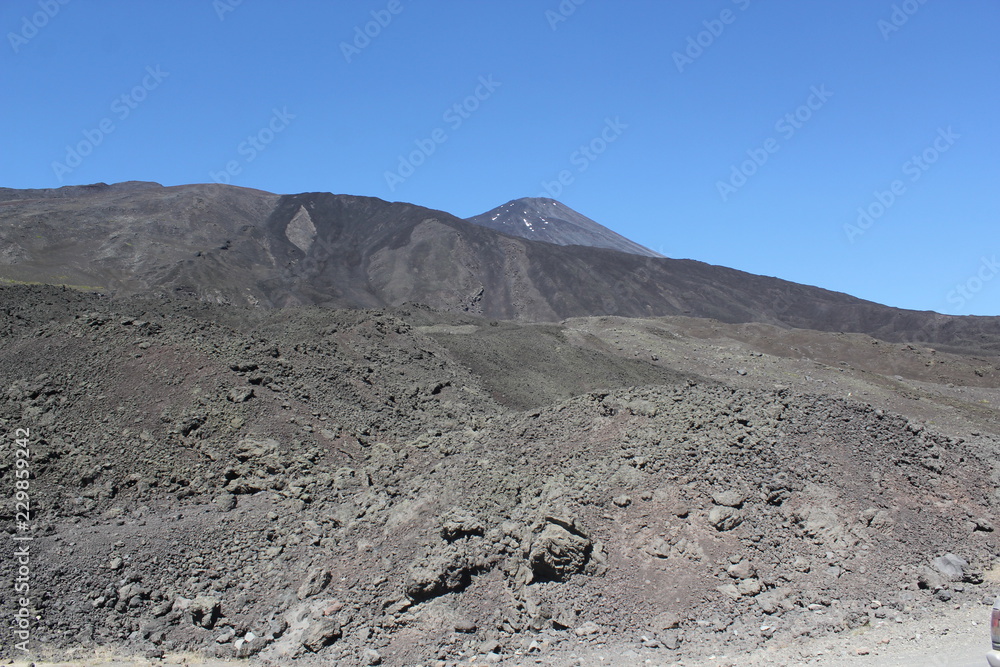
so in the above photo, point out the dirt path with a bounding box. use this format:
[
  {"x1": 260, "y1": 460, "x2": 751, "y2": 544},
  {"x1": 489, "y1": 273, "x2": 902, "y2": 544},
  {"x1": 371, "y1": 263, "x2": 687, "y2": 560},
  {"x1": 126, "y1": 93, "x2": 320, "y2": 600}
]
[
  {"x1": 2, "y1": 600, "x2": 993, "y2": 667},
  {"x1": 732, "y1": 599, "x2": 991, "y2": 667},
  {"x1": 468, "y1": 599, "x2": 994, "y2": 666}
]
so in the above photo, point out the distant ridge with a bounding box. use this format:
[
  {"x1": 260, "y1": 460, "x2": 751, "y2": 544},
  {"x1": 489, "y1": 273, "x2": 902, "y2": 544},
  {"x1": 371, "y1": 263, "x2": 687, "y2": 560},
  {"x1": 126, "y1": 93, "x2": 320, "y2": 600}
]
[
  {"x1": 466, "y1": 197, "x2": 663, "y2": 258},
  {"x1": 0, "y1": 182, "x2": 998, "y2": 353},
  {"x1": 0, "y1": 180, "x2": 163, "y2": 202}
]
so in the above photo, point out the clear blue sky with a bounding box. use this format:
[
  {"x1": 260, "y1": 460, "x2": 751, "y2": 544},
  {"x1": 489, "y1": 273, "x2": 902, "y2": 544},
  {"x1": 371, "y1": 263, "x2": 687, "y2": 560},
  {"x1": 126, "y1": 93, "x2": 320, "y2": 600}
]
[{"x1": 2, "y1": 0, "x2": 998, "y2": 315}]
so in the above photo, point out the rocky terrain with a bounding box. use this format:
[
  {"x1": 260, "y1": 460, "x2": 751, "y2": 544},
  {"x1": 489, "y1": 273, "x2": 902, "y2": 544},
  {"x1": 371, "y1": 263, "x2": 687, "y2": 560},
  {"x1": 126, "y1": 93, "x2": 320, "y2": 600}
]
[
  {"x1": 1, "y1": 282, "x2": 998, "y2": 666},
  {"x1": 2, "y1": 182, "x2": 1000, "y2": 352}
]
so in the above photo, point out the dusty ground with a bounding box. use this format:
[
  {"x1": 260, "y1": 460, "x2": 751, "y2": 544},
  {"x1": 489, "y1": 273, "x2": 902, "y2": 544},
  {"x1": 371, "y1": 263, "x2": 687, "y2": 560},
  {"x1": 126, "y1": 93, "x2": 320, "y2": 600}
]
[
  {"x1": 0, "y1": 285, "x2": 998, "y2": 666},
  {"x1": 2, "y1": 599, "x2": 994, "y2": 666}
]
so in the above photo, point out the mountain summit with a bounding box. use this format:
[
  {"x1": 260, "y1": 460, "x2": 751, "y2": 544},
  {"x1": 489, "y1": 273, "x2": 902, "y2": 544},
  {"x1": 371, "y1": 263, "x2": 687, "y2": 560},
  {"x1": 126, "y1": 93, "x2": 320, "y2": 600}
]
[{"x1": 466, "y1": 197, "x2": 663, "y2": 258}]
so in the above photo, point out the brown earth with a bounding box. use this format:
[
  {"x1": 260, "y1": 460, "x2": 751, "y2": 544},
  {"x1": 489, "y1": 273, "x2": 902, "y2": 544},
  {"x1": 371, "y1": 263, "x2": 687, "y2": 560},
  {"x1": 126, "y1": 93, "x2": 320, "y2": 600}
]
[{"x1": 0, "y1": 284, "x2": 997, "y2": 666}]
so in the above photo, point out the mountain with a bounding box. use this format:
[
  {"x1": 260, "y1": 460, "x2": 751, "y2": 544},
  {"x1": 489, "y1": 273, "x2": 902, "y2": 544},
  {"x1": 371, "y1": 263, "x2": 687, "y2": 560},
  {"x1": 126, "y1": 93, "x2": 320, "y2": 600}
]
[
  {"x1": 1, "y1": 181, "x2": 998, "y2": 353},
  {"x1": 1, "y1": 188, "x2": 998, "y2": 663},
  {"x1": 465, "y1": 197, "x2": 663, "y2": 257},
  {"x1": 0, "y1": 180, "x2": 162, "y2": 202}
]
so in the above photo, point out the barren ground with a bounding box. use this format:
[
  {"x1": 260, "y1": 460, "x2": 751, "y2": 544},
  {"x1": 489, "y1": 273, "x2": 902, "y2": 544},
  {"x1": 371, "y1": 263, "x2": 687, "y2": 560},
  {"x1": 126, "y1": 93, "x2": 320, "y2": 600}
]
[{"x1": 0, "y1": 285, "x2": 997, "y2": 666}]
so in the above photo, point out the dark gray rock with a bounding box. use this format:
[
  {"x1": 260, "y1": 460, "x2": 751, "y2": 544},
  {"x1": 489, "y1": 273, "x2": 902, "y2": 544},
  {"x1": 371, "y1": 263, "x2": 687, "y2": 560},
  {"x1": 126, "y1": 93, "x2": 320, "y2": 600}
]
[
  {"x1": 528, "y1": 523, "x2": 591, "y2": 581},
  {"x1": 190, "y1": 596, "x2": 221, "y2": 629},
  {"x1": 302, "y1": 618, "x2": 341, "y2": 652}
]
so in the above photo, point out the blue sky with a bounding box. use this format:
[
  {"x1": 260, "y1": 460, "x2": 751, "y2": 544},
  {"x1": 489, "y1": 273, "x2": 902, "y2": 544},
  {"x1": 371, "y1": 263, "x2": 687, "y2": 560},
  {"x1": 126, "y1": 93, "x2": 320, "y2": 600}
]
[{"x1": 2, "y1": 0, "x2": 998, "y2": 316}]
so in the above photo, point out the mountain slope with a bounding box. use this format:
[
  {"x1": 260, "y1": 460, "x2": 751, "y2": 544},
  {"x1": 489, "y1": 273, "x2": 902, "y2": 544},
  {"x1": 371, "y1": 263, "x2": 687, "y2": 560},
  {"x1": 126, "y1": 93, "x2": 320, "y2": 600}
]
[
  {"x1": 466, "y1": 197, "x2": 663, "y2": 257},
  {"x1": 0, "y1": 283, "x2": 997, "y2": 664},
  {"x1": 0, "y1": 182, "x2": 998, "y2": 353}
]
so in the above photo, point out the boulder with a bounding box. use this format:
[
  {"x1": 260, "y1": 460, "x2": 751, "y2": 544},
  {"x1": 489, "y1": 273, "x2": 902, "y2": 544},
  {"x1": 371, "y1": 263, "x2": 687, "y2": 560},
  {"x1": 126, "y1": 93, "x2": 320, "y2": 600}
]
[
  {"x1": 932, "y1": 553, "x2": 968, "y2": 582},
  {"x1": 528, "y1": 523, "x2": 591, "y2": 581},
  {"x1": 297, "y1": 567, "x2": 332, "y2": 600},
  {"x1": 712, "y1": 490, "x2": 745, "y2": 508},
  {"x1": 708, "y1": 505, "x2": 743, "y2": 531},
  {"x1": 190, "y1": 596, "x2": 221, "y2": 629},
  {"x1": 404, "y1": 547, "x2": 472, "y2": 601},
  {"x1": 441, "y1": 510, "x2": 484, "y2": 542},
  {"x1": 301, "y1": 618, "x2": 341, "y2": 652}
]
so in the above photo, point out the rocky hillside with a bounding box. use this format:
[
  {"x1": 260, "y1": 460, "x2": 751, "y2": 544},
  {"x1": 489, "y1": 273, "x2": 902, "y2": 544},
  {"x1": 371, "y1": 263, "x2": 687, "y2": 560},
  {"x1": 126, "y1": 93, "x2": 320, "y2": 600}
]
[
  {"x1": 1, "y1": 284, "x2": 997, "y2": 665},
  {"x1": 1, "y1": 182, "x2": 999, "y2": 354}
]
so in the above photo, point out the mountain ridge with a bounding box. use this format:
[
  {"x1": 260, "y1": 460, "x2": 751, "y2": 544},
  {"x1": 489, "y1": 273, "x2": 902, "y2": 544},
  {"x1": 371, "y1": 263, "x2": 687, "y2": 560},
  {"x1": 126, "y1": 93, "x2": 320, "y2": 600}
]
[{"x1": 0, "y1": 181, "x2": 997, "y2": 353}]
